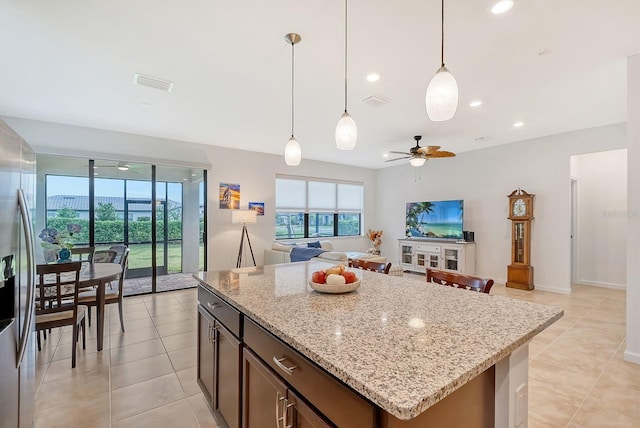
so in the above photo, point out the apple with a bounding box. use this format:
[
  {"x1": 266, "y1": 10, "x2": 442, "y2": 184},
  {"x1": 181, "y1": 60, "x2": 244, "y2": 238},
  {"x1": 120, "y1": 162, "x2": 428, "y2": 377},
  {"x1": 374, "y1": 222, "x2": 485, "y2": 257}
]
[
  {"x1": 342, "y1": 271, "x2": 356, "y2": 284},
  {"x1": 311, "y1": 271, "x2": 326, "y2": 284}
]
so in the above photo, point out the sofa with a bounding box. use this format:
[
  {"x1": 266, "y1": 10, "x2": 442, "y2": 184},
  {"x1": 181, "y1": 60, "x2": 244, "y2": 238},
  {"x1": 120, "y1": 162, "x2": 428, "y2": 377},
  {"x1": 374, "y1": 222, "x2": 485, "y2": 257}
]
[{"x1": 264, "y1": 240, "x2": 349, "y2": 265}]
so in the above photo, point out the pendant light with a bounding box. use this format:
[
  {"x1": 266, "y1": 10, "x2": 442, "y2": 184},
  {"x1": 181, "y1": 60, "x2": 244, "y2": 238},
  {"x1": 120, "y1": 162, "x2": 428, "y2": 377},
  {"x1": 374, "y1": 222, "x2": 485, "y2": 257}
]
[
  {"x1": 425, "y1": 0, "x2": 458, "y2": 122},
  {"x1": 335, "y1": 0, "x2": 357, "y2": 150},
  {"x1": 284, "y1": 33, "x2": 302, "y2": 166}
]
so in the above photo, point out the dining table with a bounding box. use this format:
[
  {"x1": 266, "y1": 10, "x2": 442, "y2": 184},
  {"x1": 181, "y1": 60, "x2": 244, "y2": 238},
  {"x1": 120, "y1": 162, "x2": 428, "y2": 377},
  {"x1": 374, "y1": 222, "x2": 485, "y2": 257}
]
[{"x1": 77, "y1": 263, "x2": 121, "y2": 351}]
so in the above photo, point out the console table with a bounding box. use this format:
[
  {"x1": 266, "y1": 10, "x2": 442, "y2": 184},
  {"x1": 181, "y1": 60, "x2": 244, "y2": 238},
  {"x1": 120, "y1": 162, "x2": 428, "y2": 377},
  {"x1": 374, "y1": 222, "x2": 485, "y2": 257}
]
[{"x1": 398, "y1": 239, "x2": 476, "y2": 275}]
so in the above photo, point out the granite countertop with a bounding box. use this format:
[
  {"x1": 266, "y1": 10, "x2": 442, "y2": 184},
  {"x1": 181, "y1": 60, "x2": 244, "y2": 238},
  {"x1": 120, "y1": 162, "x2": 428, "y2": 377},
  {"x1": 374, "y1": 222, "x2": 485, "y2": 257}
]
[{"x1": 195, "y1": 261, "x2": 563, "y2": 420}]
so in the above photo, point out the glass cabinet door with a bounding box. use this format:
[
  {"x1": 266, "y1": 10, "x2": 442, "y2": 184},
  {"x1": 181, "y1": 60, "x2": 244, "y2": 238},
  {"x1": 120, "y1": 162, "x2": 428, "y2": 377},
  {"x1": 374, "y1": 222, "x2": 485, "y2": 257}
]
[
  {"x1": 444, "y1": 249, "x2": 460, "y2": 271},
  {"x1": 401, "y1": 245, "x2": 413, "y2": 265},
  {"x1": 416, "y1": 253, "x2": 426, "y2": 267},
  {"x1": 514, "y1": 222, "x2": 525, "y2": 263}
]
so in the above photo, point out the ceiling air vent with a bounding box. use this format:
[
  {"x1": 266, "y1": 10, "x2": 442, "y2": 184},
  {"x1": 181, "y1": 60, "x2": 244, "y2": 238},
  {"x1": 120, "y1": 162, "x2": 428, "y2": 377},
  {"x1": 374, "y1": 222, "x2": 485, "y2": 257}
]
[
  {"x1": 133, "y1": 73, "x2": 174, "y2": 92},
  {"x1": 361, "y1": 95, "x2": 388, "y2": 107}
]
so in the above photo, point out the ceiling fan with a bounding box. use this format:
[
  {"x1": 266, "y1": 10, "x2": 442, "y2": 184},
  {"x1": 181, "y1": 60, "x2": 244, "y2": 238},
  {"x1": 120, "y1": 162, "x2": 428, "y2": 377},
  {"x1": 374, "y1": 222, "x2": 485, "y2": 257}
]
[
  {"x1": 385, "y1": 135, "x2": 456, "y2": 167},
  {"x1": 93, "y1": 161, "x2": 146, "y2": 174}
]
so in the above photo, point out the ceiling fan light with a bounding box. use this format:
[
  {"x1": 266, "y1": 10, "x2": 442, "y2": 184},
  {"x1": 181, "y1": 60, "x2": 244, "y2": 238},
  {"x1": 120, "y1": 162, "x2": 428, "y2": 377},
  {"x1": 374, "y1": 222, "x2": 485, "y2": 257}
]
[
  {"x1": 491, "y1": 1, "x2": 514, "y2": 15},
  {"x1": 117, "y1": 163, "x2": 130, "y2": 171},
  {"x1": 285, "y1": 136, "x2": 302, "y2": 166},
  {"x1": 409, "y1": 157, "x2": 427, "y2": 167},
  {"x1": 335, "y1": 111, "x2": 357, "y2": 150},
  {"x1": 426, "y1": 66, "x2": 459, "y2": 122}
]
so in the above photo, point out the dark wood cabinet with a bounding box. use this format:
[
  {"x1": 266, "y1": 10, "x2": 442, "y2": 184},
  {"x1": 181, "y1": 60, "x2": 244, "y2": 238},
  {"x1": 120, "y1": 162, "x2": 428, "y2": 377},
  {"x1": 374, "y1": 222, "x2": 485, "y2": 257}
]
[
  {"x1": 286, "y1": 389, "x2": 332, "y2": 428},
  {"x1": 242, "y1": 348, "x2": 331, "y2": 428},
  {"x1": 214, "y1": 322, "x2": 241, "y2": 428},
  {"x1": 197, "y1": 306, "x2": 215, "y2": 403}
]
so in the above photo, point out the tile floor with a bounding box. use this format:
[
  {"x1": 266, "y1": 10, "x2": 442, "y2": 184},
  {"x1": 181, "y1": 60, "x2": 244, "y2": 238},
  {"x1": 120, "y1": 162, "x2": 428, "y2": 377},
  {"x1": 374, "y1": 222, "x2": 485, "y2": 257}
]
[{"x1": 33, "y1": 282, "x2": 639, "y2": 427}]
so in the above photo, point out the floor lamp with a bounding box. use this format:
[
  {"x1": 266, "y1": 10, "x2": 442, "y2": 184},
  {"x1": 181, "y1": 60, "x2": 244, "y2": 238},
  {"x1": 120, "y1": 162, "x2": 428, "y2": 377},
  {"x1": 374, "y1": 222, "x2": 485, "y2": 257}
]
[{"x1": 232, "y1": 210, "x2": 257, "y2": 268}]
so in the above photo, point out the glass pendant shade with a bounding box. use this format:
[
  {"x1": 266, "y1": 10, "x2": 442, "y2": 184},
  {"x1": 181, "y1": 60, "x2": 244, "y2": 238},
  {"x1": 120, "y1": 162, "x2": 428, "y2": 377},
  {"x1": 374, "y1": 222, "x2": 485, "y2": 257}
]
[
  {"x1": 425, "y1": 66, "x2": 459, "y2": 121},
  {"x1": 284, "y1": 136, "x2": 302, "y2": 166},
  {"x1": 335, "y1": 112, "x2": 357, "y2": 150},
  {"x1": 409, "y1": 157, "x2": 427, "y2": 167}
]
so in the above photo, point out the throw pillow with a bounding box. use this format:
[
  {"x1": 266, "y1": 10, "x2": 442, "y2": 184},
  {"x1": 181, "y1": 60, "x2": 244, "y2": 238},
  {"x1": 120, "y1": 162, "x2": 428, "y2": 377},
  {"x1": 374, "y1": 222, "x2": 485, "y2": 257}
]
[{"x1": 307, "y1": 241, "x2": 322, "y2": 248}]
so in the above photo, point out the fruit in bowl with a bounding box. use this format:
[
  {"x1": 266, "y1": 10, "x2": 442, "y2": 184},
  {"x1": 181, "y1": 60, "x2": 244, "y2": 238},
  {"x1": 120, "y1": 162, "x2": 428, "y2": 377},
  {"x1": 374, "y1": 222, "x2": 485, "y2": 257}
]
[{"x1": 310, "y1": 264, "x2": 357, "y2": 284}]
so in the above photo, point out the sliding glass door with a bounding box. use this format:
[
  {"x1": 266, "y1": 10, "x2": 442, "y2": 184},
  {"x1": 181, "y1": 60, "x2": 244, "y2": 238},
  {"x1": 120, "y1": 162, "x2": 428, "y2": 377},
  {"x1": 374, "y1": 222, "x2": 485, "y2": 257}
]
[{"x1": 38, "y1": 154, "x2": 207, "y2": 296}]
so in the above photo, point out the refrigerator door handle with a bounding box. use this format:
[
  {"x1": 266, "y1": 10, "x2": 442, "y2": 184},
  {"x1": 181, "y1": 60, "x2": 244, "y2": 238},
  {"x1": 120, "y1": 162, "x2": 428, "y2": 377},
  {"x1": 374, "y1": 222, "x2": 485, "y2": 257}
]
[{"x1": 16, "y1": 189, "x2": 35, "y2": 368}]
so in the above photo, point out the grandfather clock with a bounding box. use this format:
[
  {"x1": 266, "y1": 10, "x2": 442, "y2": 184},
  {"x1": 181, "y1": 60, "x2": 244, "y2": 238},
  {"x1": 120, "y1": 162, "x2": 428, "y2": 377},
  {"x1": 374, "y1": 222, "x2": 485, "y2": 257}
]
[{"x1": 507, "y1": 189, "x2": 534, "y2": 290}]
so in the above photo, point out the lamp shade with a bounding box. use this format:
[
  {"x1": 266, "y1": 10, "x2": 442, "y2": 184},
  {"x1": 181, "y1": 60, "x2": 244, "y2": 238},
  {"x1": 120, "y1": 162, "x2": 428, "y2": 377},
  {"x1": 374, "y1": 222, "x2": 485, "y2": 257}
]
[
  {"x1": 425, "y1": 66, "x2": 459, "y2": 122},
  {"x1": 284, "y1": 136, "x2": 302, "y2": 166},
  {"x1": 232, "y1": 210, "x2": 257, "y2": 224},
  {"x1": 409, "y1": 157, "x2": 427, "y2": 167},
  {"x1": 335, "y1": 111, "x2": 357, "y2": 150}
]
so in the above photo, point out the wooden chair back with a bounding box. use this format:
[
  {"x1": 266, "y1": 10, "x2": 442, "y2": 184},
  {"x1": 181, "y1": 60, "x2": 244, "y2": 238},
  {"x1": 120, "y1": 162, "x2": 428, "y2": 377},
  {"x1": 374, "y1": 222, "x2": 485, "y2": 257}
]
[
  {"x1": 109, "y1": 244, "x2": 128, "y2": 264},
  {"x1": 70, "y1": 246, "x2": 95, "y2": 263},
  {"x1": 117, "y1": 248, "x2": 130, "y2": 296},
  {"x1": 426, "y1": 268, "x2": 494, "y2": 294},
  {"x1": 92, "y1": 250, "x2": 117, "y2": 264},
  {"x1": 349, "y1": 259, "x2": 392, "y2": 274},
  {"x1": 36, "y1": 261, "x2": 83, "y2": 315}
]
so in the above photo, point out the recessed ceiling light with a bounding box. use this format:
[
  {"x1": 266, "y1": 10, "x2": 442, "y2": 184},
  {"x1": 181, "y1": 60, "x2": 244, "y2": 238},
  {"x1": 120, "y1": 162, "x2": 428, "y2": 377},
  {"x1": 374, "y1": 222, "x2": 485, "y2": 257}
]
[
  {"x1": 469, "y1": 100, "x2": 482, "y2": 107},
  {"x1": 491, "y1": 0, "x2": 514, "y2": 15},
  {"x1": 513, "y1": 121, "x2": 524, "y2": 127},
  {"x1": 93, "y1": 172, "x2": 98, "y2": 176},
  {"x1": 191, "y1": 173, "x2": 197, "y2": 177},
  {"x1": 382, "y1": 153, "x2": 389, "y2": 158},
  {"x1": 366, "y1": 73, "x2": 380, "y2": 82}
]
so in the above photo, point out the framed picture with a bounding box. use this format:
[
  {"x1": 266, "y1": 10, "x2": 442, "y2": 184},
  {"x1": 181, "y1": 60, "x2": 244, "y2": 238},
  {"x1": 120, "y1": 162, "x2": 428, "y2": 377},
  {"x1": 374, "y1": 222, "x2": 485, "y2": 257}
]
[
  {"x1": 219, "y1": 183, "x2": 240, "y2": 209},
  {"x1": 248, "y1": 202, "x2": 265, "y2": 216}
]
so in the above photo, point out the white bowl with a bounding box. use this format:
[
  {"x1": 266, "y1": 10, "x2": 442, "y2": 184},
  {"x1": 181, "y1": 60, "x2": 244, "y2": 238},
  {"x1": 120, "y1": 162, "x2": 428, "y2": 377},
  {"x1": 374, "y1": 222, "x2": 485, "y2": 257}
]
[{"x1": 309, "y1": 279, "x2": 360, "y2": 294}]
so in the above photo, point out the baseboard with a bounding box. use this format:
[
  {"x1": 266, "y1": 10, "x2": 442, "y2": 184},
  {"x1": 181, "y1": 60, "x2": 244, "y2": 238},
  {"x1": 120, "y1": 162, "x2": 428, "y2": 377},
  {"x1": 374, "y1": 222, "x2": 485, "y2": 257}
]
[
  {"x1": 623, "y1": 350, "x2": 640, "y2": 364},
  {"x1": 534, "y1": 284, "x2": 572, "y2": 294},
  {"x1": 575, "y1": 279, "x2": 626, "y2": 290}
]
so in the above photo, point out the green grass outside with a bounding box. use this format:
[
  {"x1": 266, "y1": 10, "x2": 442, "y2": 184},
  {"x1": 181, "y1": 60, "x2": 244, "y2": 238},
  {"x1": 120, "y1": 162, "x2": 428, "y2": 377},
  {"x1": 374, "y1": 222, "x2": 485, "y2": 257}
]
[{"x1": 96, "y1": 242, "x2": 204, "y2": 272}]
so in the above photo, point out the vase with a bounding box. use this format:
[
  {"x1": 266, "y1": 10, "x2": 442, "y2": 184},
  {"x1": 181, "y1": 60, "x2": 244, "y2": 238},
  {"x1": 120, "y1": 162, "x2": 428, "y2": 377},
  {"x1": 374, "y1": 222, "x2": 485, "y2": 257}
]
[{"x1": 57, "y1": 248, "x2": 71, "y2": 263}]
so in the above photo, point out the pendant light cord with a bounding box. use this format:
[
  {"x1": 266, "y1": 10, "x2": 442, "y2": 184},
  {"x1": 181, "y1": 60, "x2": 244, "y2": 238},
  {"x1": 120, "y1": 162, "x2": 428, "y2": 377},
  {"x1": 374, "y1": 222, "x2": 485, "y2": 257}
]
[
  {"x1": 344, "y1": 0, "x2": 348, "y2": 113},
  {"x1": 440, "y1": 0, "x2": 445, "y2": 68},
  {"x1": 291, "y1": 40, "x2": 295, "y2": 137}
]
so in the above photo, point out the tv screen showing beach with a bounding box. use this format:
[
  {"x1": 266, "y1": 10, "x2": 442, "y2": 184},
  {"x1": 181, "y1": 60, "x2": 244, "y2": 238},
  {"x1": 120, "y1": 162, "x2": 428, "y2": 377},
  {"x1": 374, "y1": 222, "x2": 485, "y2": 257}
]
[{"x1": 406, "y1": 200, "x2": 464, "y2": 239}]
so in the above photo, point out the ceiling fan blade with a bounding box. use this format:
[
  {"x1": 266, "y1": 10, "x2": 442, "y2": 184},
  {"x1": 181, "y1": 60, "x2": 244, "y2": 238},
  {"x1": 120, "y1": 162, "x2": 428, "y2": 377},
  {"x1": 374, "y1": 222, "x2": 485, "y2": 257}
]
[
  {"x1": 389, "y1": 151, "x2": 412, "y2": 155},
  {"x1": 430, "y1": 151, "x2": 456, "y2": 158},
  {"x1": 417, "y1": 145, "x2": 441, "y2": 155},
  {"x1": 385, "y1": 156, "x2": 411, "y2": 162}
]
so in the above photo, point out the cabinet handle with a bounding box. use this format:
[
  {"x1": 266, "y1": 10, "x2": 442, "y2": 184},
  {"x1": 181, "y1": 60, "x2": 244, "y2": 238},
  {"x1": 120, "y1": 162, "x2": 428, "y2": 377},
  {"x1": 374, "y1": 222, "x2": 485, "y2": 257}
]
[
  {"x1": 206, "y1": 301, "x2": 220, "y2": 311},
  {"x1": 212, "y1": 327, "x2": 218, "y2": 344},
  {"x1": 273, "y1": 357, "x2": 297, "y2": 376},
  {"x1": 276, "y1": 392, "x2": 286, "y2": 428},
  {"x1": 284, "y1": 400, "x2": 294, "y2": 428},
  {"x1": 207, "y1": 325, "x2": 213, "y2": 343}
]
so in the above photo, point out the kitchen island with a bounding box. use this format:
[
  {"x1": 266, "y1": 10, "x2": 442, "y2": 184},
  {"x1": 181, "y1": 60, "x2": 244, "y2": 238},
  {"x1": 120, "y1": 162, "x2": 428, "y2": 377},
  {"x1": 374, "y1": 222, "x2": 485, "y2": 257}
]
[{"x1": 194, "y1": 261, "x2": 562, "y2": 428}]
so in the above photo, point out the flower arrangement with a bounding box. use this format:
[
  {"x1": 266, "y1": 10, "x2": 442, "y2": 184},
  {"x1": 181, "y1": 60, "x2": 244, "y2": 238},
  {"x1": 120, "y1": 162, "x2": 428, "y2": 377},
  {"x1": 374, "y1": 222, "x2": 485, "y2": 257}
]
[
  {"x1": 366, "y1": 229, "x2": 383, "y2": 255},
  {"x1": 39, "y1": 224, "x2": 81, "y2": 251}
]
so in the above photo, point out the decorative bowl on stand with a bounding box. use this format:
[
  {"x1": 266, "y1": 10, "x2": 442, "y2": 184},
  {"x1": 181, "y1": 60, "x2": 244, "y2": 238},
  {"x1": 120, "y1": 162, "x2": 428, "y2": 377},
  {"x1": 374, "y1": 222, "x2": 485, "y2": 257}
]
[{"x1": 308, "y1": 279, "x2": 360, "y2": 294}]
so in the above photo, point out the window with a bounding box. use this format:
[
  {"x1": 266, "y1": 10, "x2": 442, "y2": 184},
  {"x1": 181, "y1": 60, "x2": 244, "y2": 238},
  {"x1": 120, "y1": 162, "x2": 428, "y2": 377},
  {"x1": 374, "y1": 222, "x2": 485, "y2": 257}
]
[{"x1": 275, "y1": 176, "x2": 362, "y2": 239}]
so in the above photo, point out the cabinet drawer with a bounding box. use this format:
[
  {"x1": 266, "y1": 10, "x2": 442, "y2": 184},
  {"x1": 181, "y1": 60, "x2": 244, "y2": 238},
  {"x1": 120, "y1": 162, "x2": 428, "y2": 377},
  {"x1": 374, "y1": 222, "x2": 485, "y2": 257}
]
[
  {"x1": 416, "y1": 244, "x2": 440, "y2": 252},
  {"x1": 198, "y1": 287, "x2": 242, "y2": 339},
  {"x1": 244, "y1": 318, "x2": 376, "y2": 428}
]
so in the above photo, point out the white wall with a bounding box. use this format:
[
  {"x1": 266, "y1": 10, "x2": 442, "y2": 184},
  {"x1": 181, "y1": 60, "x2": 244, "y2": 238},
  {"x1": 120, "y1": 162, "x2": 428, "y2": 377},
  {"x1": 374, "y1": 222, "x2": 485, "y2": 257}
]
[
  {"x1": 626, "y1": 54, "x2": 640, "y2": 364},
  {"x1": 571, "y1": 149, "x2": 627, "y2": 289},
  {"x1": 375, "y1": 123, "x2": 627, "y2": 293},
  {"x1": 3, "y1": 117, "x2": 376, "y2": 272}
]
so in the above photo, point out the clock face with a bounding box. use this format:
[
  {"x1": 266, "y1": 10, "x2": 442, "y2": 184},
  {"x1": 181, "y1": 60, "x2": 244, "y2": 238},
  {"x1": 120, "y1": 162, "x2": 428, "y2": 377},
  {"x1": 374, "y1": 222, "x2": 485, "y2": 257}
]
[{"x1": 513, "y1": 199, "x2": 527, "y2": 216}]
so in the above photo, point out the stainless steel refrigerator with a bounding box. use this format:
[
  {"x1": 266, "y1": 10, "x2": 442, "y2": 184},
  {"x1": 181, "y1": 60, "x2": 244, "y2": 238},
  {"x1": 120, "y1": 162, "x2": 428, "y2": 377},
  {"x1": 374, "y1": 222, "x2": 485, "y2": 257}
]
[{"x1": 0, "y1": 118, "x2": 36, "y2": 428}]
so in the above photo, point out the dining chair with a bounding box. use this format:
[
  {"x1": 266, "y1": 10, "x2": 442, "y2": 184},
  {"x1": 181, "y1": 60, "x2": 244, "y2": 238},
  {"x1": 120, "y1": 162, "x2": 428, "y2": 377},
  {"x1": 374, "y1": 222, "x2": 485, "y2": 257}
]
[
  {"x1": 78, "y1": 248, "x2": 130, "y2": 332},
  {"x1": 70, "y1": 246, "x2": 95, "y2": 263},
  {"x1": 348, "y1": 259, "x2": 392, "y2": 274},
  {"x1": 426, "y1": 268, "x2": 494, "y2": 294},
  {"x1": 35, "y1": 261, "x2": 87, "y2": 368},
  {"x1": 92, "y1": 250, "x2": 117, "y2": 264}
]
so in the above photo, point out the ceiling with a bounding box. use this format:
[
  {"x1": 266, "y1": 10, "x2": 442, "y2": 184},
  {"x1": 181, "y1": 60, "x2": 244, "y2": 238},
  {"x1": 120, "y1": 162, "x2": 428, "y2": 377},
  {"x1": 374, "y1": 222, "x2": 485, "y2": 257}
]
[{"x1": 1, "y1": 0, "x2": 639, "y2": 169}]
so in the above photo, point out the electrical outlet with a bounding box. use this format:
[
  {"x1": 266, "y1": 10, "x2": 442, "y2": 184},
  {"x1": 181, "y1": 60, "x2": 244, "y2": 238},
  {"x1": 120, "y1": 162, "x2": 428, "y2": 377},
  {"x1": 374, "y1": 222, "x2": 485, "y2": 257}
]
[{"x1": 515, "y1": 383, "x2": 527, "y2": 426}]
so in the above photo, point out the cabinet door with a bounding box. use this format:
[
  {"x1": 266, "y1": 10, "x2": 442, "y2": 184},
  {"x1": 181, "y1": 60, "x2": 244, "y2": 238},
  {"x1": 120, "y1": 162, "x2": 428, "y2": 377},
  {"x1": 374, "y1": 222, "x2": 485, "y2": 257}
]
[
  {"x1": 400, "y1": 243, "x2": 414, "y2": 267},
  {"x1": 287, "y1": 389, "x2": 332, "y2": 428},
  {"x1": 242, "y1": 348, "x2": 288, "y2": 428},
  {"x1": 214, "y1": 322, "x2": 242, "y2": 428},
  {"x1": 197, "y1": 306, "x2": 215, "y2": 404},
  {"x1": 443, "y1": 248, "x2": 461, "y2": 272}
]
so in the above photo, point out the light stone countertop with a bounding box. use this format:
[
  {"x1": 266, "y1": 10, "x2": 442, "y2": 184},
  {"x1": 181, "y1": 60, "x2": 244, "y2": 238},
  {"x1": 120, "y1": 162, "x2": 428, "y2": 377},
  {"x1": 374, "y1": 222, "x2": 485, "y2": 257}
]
[{"x1": 195, "y1": 261, "x2": 563, "y2": 420}]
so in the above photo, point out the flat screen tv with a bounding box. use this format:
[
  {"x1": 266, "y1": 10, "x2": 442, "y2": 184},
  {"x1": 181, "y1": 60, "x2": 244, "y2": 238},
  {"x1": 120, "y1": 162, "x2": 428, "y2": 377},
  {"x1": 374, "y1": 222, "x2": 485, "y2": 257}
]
[{"x1": 406, "y1": 200, "x2": 464, "y2": 240}]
